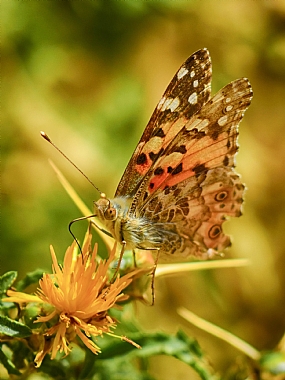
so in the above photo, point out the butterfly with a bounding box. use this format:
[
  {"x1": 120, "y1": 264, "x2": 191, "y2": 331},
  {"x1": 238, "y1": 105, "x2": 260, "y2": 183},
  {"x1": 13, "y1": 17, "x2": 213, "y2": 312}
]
[{"x1": 94, "y1": 48, "x2": 253, "y2": 262}]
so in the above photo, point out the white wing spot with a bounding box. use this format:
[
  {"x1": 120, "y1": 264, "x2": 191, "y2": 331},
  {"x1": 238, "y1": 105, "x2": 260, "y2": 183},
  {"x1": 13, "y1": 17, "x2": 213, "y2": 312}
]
[
  {"x1": 226, "y1": 105, "x2": 233, "y2": 112},
  {"x1": 188, "y1": 92, "x2": 198, "y2": 105},
  {"x1": 177, "y1": 67, "x2": 189, "y2": 80},
  {"x1": 199, "y1": 118, "x2": 210, "y2": 129},
  {"x1": 193, "y1": 80, "x2": 199, "y2": 88},
  {"x1": 218, "y1": 115, "x2": 228, "y2": 126},
  {"x1": 169, "y1": 97, "x2": 180, "y2": 112},
  {"x1": 225, "y1": 97, "x2": 231, "y2": 103},
  {"x1": 161, "y1": 97, "x2": 173, "y2": 111},
  {"x1": 190, "y1": 70, "x2": 195, "y2": 78},
  {"x1": 157, "y1": 96, "x2": 166, "y2": 110},
  {"x1": 160, "y1": 97, "x2": 180, "y2": 112}
]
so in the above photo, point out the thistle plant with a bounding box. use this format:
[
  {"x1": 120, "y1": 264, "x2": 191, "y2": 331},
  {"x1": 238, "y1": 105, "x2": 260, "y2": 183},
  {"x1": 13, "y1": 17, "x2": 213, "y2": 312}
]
[{"x1": 1, "y1": 164, "x2": 284, "y2": 380}]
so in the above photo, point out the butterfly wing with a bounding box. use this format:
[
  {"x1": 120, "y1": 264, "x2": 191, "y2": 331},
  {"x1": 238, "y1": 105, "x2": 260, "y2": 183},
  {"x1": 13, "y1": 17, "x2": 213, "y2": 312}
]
[
  {"x1": 115, "y1": 48, "x2": 212, "y2": 197},
  {"x1": 140, "y1": 167, "x2": 245, "y2": 259},
  {"x1": 135, "y1": 78, "x2": 252, "y2": 258},
  {"x1": 136, "y1": 78, "x2": 252, "y2": 196}
]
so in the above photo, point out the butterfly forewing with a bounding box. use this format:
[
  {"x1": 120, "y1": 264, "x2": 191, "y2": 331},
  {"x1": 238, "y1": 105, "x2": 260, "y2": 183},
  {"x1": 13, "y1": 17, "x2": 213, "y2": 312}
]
[
  {"x1": 136, "y1": 77, "x2": 252, "y2": 198},
  {"x1": 115, "y1": 48, "x2": 212, "y2": 197}
]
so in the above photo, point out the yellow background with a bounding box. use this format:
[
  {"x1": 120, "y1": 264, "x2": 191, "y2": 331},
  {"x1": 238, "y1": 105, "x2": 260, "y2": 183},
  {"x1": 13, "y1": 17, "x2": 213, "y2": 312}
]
[{"x1": 2, "y1": 0, "x2": 285, "y2": 378}]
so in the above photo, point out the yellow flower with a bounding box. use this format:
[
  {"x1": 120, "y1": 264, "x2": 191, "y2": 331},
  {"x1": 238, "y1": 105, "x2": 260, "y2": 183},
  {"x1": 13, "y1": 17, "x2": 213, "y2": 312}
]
[{"x1": 6, "y1": 234, "x2": 143, "y2": 367}]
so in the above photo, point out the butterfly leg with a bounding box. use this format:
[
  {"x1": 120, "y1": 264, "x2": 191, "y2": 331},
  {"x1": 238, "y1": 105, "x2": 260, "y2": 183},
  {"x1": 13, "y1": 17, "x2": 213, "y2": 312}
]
[
  {"x1": 90, "y1": 219, "x2": 114, "y2": 239},
  {"x1": 110, "y1": 240, "x2": 126, "y2": 283},
  {"x1": 132, "y1": 250, "x2": 137, "y2": 267},
  {"x1": 149, "y1": 248, "x2": 160, "y2": 306}
]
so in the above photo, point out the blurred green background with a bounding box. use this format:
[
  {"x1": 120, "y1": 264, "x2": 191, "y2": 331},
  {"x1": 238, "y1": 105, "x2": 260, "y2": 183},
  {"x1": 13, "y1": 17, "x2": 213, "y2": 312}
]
[{"x1": 2, "y1": 0, "x2": 285, "y2": 378}]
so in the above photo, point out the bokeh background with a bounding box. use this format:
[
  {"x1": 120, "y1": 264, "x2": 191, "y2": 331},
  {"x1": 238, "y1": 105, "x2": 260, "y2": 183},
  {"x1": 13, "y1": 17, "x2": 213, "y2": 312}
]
[{"x1": 2, "y1": 0, "x2": 285, "y2": 378}]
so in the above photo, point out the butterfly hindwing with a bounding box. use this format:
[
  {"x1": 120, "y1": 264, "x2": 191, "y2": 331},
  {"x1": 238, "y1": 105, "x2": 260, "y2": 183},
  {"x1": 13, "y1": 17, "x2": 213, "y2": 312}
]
[{"x1": 139, "y1": 167, "x2": 245, "y2": 259}]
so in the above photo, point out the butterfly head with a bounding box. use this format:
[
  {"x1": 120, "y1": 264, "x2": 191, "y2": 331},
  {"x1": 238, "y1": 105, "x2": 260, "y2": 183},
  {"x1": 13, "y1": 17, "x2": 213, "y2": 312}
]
[
  {"x1": 93, "y1": 194, "x2": 134, "y2": 245},
  {"x1": 94, "y1": 193, "x2": 118, "y2": 221}
]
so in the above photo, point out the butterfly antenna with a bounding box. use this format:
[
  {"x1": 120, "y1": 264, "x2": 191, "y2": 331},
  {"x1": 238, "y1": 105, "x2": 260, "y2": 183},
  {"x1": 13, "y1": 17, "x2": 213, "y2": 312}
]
[{"x1": 40, "y1": 131, "x2": 102, "y2": 194}]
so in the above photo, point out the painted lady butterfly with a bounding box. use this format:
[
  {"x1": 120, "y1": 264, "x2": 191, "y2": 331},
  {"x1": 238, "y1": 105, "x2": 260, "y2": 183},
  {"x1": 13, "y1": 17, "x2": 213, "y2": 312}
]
[{"x1": 94, "y1": 48, "x2": 253, "y2": 261}]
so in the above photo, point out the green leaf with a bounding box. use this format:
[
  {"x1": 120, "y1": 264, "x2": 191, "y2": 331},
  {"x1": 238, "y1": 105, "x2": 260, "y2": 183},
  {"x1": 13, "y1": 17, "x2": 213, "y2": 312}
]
[
  {"x1": 0, "y1": 315, "x2": 32, "y2": 338},
  {"x1": 11, "y1": 341, "x2": 33, "y2": 372},
  {"x1": 80, "y1": 348, "x2": 155, "y2": 380},
  {"x1": 82, "y1": 330, "x2": 217, "y2": 380},
  {"x1": 0, "y1": 271, "x2": 17, "y2": 295},
  {"x1": 15, "y1": 269, "x2": 45, "y2": 291},
  {"x1": 95, "y1": 358, "x2": 155, "y2": 380},
  {"x1": 260, "y1": 351, "x2": 285, "y2": 375},
  {"x1": 78, "y1": 348, "x2": 97, "y2": 379},
  {"x1": 0, "y1": 347, "x2": 21, "y2": 375},
  {"x1": 38, "y1": 356, "x2": 70, "y2": 380}
]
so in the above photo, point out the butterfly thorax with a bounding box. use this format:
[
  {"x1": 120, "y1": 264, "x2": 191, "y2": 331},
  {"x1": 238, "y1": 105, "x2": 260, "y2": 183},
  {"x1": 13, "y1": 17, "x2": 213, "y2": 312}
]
[{"x1": 94, "y1": 194, "x2": 165, "y2": 252}]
